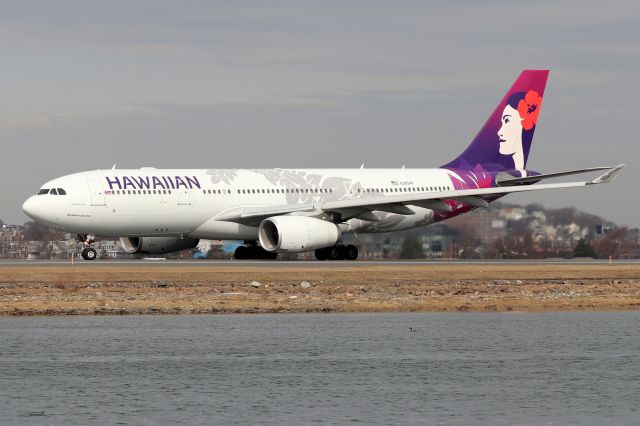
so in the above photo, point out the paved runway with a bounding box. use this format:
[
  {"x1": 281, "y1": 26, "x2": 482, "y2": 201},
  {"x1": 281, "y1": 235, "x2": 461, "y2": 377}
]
[{"x1": 0, "y1": 259, "x2": 638, "y2": 267}]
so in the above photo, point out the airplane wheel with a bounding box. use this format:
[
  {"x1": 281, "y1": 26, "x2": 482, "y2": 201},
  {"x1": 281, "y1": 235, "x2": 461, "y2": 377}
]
[
  {"x1": 315, "y1": 248, "x2": 328, "y2": 261},
  {"x1": 327, "y1": 246, "x2": 343, "y2": 261},
  {"x1": 345, "y1": 245, "x2": 358, "y2": 261},
  {"x1": 81, "y1": 247, "x2": 97, "y2": 261},
  {"x1": 235, "y1": 245, "x2": 277, "y2": 260},
  {"x1": 246, "y1": 246, "x2": 259, "y2": 259},
  {"x1": 257, "y1": 247, "x2": 278, "y2": 260},
  {"x1": 234, "y1": 246, "x2": 248, "y2": 260}
]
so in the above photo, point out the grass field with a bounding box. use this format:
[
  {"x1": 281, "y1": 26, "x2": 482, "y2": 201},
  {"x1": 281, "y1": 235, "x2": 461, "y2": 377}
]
[{"x1": 1, "y1": 264, "x2": 639, "y2": 315}]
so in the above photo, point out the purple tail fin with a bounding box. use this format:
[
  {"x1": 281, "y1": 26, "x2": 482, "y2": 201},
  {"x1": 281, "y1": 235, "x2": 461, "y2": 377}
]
[{"x1": 442, "y1": 70, "x2": 549, "y2": 172}]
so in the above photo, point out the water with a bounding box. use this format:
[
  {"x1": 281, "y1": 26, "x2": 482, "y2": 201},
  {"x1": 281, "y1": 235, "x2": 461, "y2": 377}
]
[{"x1": 1, "y1": 313, "x2": 639, "y2": 425}]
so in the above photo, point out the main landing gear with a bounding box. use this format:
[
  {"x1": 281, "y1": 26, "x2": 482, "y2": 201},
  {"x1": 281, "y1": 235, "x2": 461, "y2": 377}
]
[
  {"x1": 234, "y1": 242, "x2": 278, "y2": 260},
  {"x1": 78, "y1": 234, "x2": 97, "y2": 261},
  {"x1": 315, "y1": 244, "x2": 358, "y2": 261}
]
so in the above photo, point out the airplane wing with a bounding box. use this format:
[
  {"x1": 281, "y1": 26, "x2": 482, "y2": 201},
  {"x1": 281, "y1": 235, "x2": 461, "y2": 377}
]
[{"x1": 214, "y1": 165, "x2": 625, "y2": 226}]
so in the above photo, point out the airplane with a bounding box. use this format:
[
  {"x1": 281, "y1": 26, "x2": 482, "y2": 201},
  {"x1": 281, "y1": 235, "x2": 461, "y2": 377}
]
[{"x1": 21, "y1": 70, "x2": 624, "y2": 261}]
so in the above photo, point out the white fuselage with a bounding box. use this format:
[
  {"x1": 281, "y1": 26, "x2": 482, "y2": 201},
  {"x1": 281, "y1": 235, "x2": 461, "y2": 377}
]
[{"x1": 22, "y1": 168, "x2": 460, "y2": 240}]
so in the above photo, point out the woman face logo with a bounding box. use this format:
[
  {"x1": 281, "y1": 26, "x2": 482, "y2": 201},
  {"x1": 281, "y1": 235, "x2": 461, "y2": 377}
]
[{"x1": 497, "y1": 104, "x2": 522, "y2": 156}]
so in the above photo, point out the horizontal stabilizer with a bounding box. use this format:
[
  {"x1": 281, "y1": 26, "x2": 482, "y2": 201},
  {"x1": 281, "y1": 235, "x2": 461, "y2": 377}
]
[
  {"x1": 590, "y1": 164, "x2": 625, "y2": 184},
  {"x1": 496, "y1": 166, "x2": 614, "y2": 186}
]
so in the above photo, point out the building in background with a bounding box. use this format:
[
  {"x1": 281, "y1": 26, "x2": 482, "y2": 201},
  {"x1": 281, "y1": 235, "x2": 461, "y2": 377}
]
[{"x1": 2, "y1": 202, "x2": 638, "y2": 260}]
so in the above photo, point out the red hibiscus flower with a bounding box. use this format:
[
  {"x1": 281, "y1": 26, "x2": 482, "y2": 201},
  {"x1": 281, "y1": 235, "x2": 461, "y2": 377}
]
[
  {"x1": 517, "y1": 90, "x2": 543, "y2": 130},
  {"x1": 473, "y1": 165, "x2": 493, "y2": 188}
]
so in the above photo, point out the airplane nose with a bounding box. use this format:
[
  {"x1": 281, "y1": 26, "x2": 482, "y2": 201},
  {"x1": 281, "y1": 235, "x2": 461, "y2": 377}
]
[{"x1": 22, "y1": 197, "x2": 38, "y2": 219}]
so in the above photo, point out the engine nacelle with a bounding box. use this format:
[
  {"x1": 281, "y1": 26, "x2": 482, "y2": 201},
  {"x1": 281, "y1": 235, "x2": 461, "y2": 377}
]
[
  {"x1": 119, "y1": 236, "x2": 199, "y2": 254},
  {"x1": 258, "y1": 216, "x2": 341, "y2": 253}
]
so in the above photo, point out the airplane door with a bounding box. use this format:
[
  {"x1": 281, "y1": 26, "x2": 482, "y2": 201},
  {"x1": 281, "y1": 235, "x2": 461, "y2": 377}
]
[
  {"x1": 88, "y1": 180, "x2": 106, "y2": 206},
  {"x1": 177, "y1": 189, "x2": 192, "y2": 205}
]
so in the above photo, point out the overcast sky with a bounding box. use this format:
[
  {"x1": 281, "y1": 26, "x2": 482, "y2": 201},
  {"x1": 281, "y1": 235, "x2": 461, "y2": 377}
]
[{"x1": 1, "y1": 0, "x2": 638, "y2": 226}]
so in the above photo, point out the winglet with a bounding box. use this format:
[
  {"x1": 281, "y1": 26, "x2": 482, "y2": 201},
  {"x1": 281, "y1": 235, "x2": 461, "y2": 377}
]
[{"x1": 591, "y1": 164, "x2": 625, "y2": 184}]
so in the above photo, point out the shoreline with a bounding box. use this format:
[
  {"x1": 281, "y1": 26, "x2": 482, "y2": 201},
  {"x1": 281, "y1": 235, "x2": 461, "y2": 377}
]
[{"x1": 1, "y1": 264, "x2": 639, "y2": 316}]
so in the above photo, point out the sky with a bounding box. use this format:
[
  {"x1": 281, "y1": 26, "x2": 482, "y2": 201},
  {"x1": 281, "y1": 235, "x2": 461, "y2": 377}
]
[{"x1": 1, "y1": 0, "x2": 639, "y2": 226}]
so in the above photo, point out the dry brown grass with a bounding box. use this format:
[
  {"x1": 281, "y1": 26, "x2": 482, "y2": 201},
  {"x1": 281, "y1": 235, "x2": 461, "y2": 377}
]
[{"x1": 1, "y1": 263, "x2": 639, "y2": 315}]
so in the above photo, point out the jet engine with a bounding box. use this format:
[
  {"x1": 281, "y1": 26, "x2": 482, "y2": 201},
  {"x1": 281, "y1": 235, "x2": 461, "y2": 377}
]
[
  {"x1": 258, "y1": 216, "x2": 341, "y2": 253},
  {"x1": 119, "y1": 236, "x2": 199, "y2": 254}
]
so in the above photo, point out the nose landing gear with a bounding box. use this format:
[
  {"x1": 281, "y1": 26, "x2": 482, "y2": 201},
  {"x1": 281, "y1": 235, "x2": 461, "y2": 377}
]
[
  {"x1": 78, "y1": 234, "x2": 97, "y2": 261},
  {"x1": 315, "y1": 244, "x2": 358, "y2": 261},
  {"x1": 81, "y1": 247, "x2": 97, "y2": 260}
]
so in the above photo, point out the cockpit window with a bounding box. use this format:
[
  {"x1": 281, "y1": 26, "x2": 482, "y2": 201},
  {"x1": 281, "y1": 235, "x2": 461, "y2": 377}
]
[
  {"x1": 37, "y1": 188, "x2": 49, "y2": 195},
  {"x1": 57, "y1": 188, "x2": 67, "y2": 195},
  {"x1": 50, "y1": 188, "x2": 58, "y2": 195}
]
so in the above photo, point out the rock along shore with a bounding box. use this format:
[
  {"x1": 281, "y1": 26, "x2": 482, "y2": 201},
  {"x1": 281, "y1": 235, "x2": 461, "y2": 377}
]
[{"x1": 1, "y1": 264, "x2": 639, "y2": 316}]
